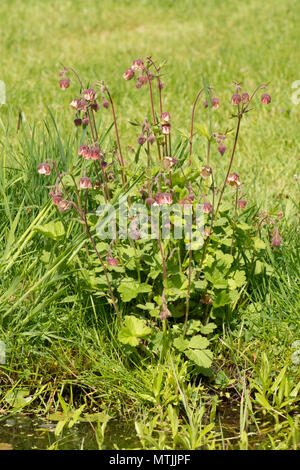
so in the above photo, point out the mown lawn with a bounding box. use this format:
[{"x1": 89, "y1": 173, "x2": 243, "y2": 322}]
[{"x1": 0, "y1": 0, "x2": 299, "y2": 450}]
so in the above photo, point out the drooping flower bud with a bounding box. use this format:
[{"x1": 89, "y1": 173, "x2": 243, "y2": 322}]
[
  {"x1": 59, "y1": 78, "x2": 70, "y2": 90},
  {"x1": 102, "y1": 101, "x2": 110, "y2": 109},
  {"x1": 137, "y1": 133, "x2": 146, "y2": 145},
  {"x1": 74, "y1": 118, "x2": 82, "y2": 127},
  {"x1": 217, "y1": 145, "x2": 227, "y2": 156},
  {"x1": 179, "y1": 194, "x2": 195, "y2": 206},
  {"x1": 160, "y1": 112, "x2": 171, "y2": 125},
  {"x1": 261, "y1": 93, "x2": 271, "y2": 104},
  {"x1": 200, "y1": 294, "x2": 213, "y2": 305},
  {"x1": 203, "y1": 100, "x2": 208, "y2": 108},
  {"x1": 157, "y1": 82, "x2": 164, "y2": 90},
  {"x1": 200, "y1": 166, "x2": 212, "y2": 179},
  {"x1": 123, "y1": 68, "x2": 135, "y2": 81},
  {"x1": 49, "y1": 190, "x2": 63, "y2": 206},
  {"x1": 238, "y1": 200, "x2": 247, "y2": 209},
  {"x1": 163, "y1": 156, "x2": 177, "y2": 170},
  {"x1": 203, "y1": 227, "x2": 211, "y2": 238},
  {"x1": 79, "y1": 177, "x2": 92, "y2": 189},
  {"x1": 82, "y1": 117, "x2": 89, "y2": 126},
  {"x1": 211, "y1": 97, "x2": 220, "y2": 109},
  {"x1": 78, "y1": 144, "x2": 90, "y2": 159},
  {"x1": 241, "y1": 92, "x2": 250, "y2": 104},
  {"x1": 77, "y1": 100, "x2": 87, "y2": 111},
  {"x1": 160, "y1": 302, "x2": 172, "y2": 321},
  {"x1": 201, "y1": 202, "x2": 212, "y2": 213},
  {"x1": 137, "y1": 75, "x2": 148, "y2": 86},
  {"x1": 147, "y1": 134, "x2": 155, "y2": 144},
  {"x1": 91, "y1": 103, "x2": 100, "y2": 112},
  {"x1": 38, "y1": 163, "x2": 51, "y2": 175},
  {"x1": 271, "y1": 228, "x2": 282, "y2": 247},
  {"x1": 227, "y1": 173, "x2": 241, "y2": 187},
  {"x1": 146, "y1": 197, "x2": 155, "y2": 206},
  {"x1": 154, "y1": 192, "x2": 173, "y2": 205},
  {"x1": 161, "y1": 124, "x2": 171, "y2": 135},
  {"x1": 231, "y1": 94, "x2": 241, "y2": 105},
  {"x1": 107, "y1": 256, "x2": 118, "y2": 266},
  {"x1": 132, "y1": 59, "x2": 144, "y2": 70},
  {"x1": 70, "y1": 99, "x2": 80, "y2": 109},
  {"x1": 57, "y1": 200, "x2": 71, "y2": 213},
  {"x1": 89, "y1": 147, "x2": 101, "y2": 160}
]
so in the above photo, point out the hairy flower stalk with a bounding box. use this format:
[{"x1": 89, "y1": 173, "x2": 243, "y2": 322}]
[
  {"x1": 189, "y1": 88, "x2": 205, "y2": 165},
  {"x1": 103, "y1": 86, "x2": 126, "y2": 186}
]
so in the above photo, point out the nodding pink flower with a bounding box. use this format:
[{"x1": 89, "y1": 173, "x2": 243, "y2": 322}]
[
  {"x1": 242, "y1": 92, "x2": 250, "y2": 104},
  {"x1": 179, "y1": 194, "x2": 195, "y2": 206},
  {"x1": 57, "y1": 200, "x2": 71, "y2": 213},
  {"x1": 130, "y1": 228, "x2": 141, "y2": 240},
  {"x1": 163, "y1": 156, "x2": 177, "y2": 170},
  {"x1": 158, "y1": 82, "x2": 164, "y2": 90},
  {"x1": 91, "y1": 103, "x2": 100, "y2": 112},
  {"x1": 200, "y1": 166, "x2": 212, "y2": 179},
  {"x1": 231, "y1": 94, "x2": 241, "y2": 105},
  {"x1": 217, "y1": 145, "x2": 227, "y2": 156},
  {"x1": 102, "y1": 100, "x2": 110, "y2": 109},
  {"x1": 137, "y1": 75, "x2": 148, "y2": 85},
  {"x1": 89, "y1": 147, "x2": 101, "y2": 160},
  {"x1": 38, "y1": 163, "x2": 51, "y2": 175},
  {"x1": 203, "y1": 227, "x2": 211, "y2": 238},
  {"x1": 146, "y1": 197, "x2": 155, "y2": 206},
  {"x1": 261, "y1": 93, "x2": 271, "y2": 104},
  {"x1": 100, "y1": 160, "x2": 108, "y2": 169},
  {"x1": 82, "y1": 118, "x2": 90, "y2": 126},
  {"x1": 238, "y1": 199, "x2": 247, "y2": 209},
  {"x1": 59, "y1": 78, "x2": 70, "y2": 90},
  {"x1": 203, "y1": 100, "x2": 208, "y2": 108},
  {"x1": 137, "y1": 133, "x2": 146, "y2": 145},
  {"x1": 79, "y1": 176, "x2": 92, "y2": 189},
  {"x1": 78, "y1": 144, "x2": 90, "y2": 158},
  {"x1": 49, "y1": 190, "x2": 63, "y2": 206},
  {"x1": 211, "y1": 97, "x2": 220, "y2": 109},
  {"x1": 154, "y1": 192, "x2": 173, "y2": 205},
  {"x1": 132, "y1": 59, "x2": 144, "y2": 70},
  {"x1": 147, "y1": 134, "x2": 155, "y2": 144},
  {"x1": 160, "y1": 112, "x2": 171, "y2": 125},
  {"x1": 160, "y1": 303, "x2": 172, "y2": 321},
  {"x1": 107, "y1": 256, "x2": 118, "y2": 266},
  {"x1": 162, "y1": 124, "x2": 171, "y2": 135},
  {"x1": 227, "y1": 173, "x2": 241, "y2": 187},
  {"x1": 123, "y1": 67, "x2": 135, "y2": 81},
  {"x1": 83, "y1": 88, "x2": 96, "y2": 101},
  {"x1": 271, "y1": 228, "x2": 282, "y2": 247},
  {"x1": 77, "y1": 100, "x2": 87, "y2": 111},
  {"x1": 70, "y1": 99, "x2": 80, "y2": 109},
  {"x1": 277, "y1": 211, "x2": 283, "y2": 219},
  {"x1": 202, "y1": 202, "x2": 212, "y2": 214},
  {"x1": 200, "y1": 294, "x2": 213, "y2": 305},
  {"x1": 74, "y1": 118, "x2": 82, "y2": 127}
]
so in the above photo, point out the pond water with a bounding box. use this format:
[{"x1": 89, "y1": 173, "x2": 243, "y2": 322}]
[
  {"x1": 0, "y1": 414, "x2": 140, "y2": 450},
  {"x1": 0, "y1": 406, "x2": 263, "y2": 450}
]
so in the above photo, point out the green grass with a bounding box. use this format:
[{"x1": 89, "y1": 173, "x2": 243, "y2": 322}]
[{"x1": 0, "y1": 0, "x2": 299, "y2": 450}]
